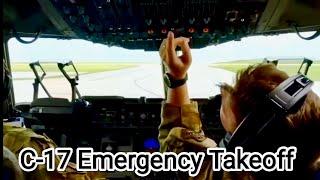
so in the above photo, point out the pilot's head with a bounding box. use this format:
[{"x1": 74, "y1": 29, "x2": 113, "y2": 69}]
[
  {"x1": 218, "y1": 63, "x2": 320, "y2": 176},
  {"x1": 219, "y1": 63, "x2": 320, "y2": 134}
]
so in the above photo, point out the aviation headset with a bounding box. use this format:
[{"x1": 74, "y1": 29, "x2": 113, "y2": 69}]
[{"x1": 218, "y1": 74, "x2": 314, "y2": 151}]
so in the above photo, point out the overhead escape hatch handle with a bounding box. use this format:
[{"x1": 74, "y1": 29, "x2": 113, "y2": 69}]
[
  {"x1": 57, "y1": 61, "x2": 81, "y2": 102},
  {"x1": 29, "y1": 61, "x2": 52, "y2": 100}
]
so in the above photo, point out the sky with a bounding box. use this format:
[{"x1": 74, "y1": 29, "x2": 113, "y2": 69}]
[{"x1": 8, "y1": 32, "x2": 320, "y2": 63}]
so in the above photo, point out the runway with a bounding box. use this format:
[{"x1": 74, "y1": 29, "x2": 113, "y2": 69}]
[{"x1": 12, "y1": 64, "x2": 320, "y2": 103}]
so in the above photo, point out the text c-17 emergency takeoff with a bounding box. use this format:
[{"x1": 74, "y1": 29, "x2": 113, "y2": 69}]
[{"x1": 18, "y1": 146, "x2": 296, "y2": 177}]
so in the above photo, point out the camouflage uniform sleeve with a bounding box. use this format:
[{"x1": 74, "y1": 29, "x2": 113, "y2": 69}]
[
  {"x1": 158, "y1": 101, "x2": 216, "y2": 153},
  {"x1": 3, "y1": 125, "x2": 107, "y2": 180},
  {"x1": 158, "y1": 101, "x2": 218, "y2": 180}
]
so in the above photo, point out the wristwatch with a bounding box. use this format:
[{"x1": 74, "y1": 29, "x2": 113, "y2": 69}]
[{"x1": 163, "y1": 73, "x2": 188, "y2": 89}]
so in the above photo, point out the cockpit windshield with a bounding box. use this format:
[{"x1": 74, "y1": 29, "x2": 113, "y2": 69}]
[{"x1": 9, "y1": 32, "x2": 320, "y2": 103}]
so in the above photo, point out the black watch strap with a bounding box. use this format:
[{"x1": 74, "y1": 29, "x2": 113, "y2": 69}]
[{"x1": 164, "y1": 73, "x2": 188, "y2": 89}]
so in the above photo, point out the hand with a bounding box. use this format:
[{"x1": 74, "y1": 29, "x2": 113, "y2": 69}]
[{"x1": 159, "y1": 31, "x2": 192, "y2": 79}]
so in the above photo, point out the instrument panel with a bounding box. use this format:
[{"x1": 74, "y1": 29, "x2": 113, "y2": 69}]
[
  {"x1": 25, "y1": 95, "x2": 225, "y2": 152},
  {"x1": 87, "y1": 96, "x2": 162, "y2": 128},
  {"x1": 38, "y1": 0, "x2": 268, "y2": 50},
  {"x1": 20, "y1": 95, "x2": 225, "y2": 179},
  {"x1": 83, "y1": 96, "x2": 224, "y2": 130}
]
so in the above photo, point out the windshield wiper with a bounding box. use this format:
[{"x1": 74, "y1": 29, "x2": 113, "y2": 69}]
[
  {"x1": 57, "y1": 61, "x2": 81, "y2": 102},
  {"x1": 29, "y1": 61, "x2": 52, "y2": 100}
]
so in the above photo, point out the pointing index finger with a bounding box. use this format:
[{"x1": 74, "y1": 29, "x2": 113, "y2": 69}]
[{"x1": 166, "y1": 31, "x2": 177, "y2": 64}]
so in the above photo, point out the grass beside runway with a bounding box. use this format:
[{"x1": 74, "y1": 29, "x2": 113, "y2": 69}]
[
  {"x1": 210, "y1": 60, "x2": 320, "y2": 81},
  {"x1": 11, "y1": 62, "x2": 138, "y2": 73}
]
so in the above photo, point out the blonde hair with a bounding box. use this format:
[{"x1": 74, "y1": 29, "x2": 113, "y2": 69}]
[
  {"x1": 222, "y1": 63, "x2": 320, "y2": 176},
  {"x1": 221, "y1": 63, "x2": 320, "y2": 127}
]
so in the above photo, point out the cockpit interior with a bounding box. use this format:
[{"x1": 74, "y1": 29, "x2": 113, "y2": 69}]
[{"x1": 2, "y1": 0, "x2": 320, "y2": 179}]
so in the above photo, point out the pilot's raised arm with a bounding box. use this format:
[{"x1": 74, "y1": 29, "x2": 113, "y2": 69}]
[{"x1": 158, "y1": 32, "x2": 216, "y2": 154}]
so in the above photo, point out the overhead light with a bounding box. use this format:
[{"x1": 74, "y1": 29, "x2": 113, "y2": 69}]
[
  {"x1": 188, "y1": 27, "x2": 195, "y2": 33},
  {"x1": 161, "y1": 28, "x2": 167, "y2": 34},
  {"x1": 147, "y1": 29, "x2": 154, "y2": 35},
  {"x1": 203, "y1": 27, "x2": 209, "y2": 33}
]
